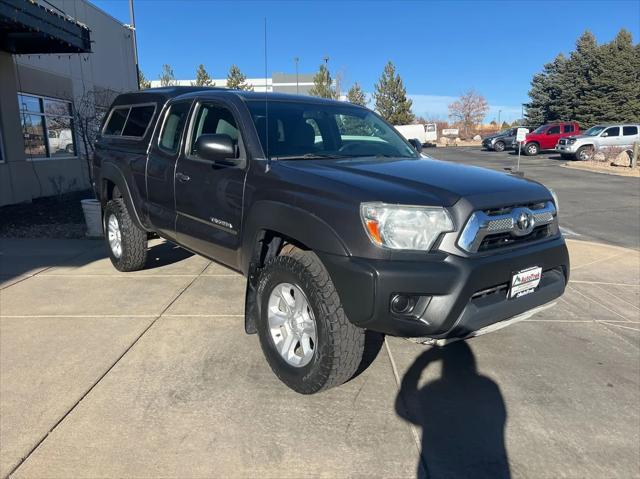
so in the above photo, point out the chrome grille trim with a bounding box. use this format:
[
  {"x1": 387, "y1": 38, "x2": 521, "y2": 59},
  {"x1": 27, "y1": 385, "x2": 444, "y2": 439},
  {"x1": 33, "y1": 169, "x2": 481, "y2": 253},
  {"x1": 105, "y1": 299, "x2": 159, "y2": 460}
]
[{"x1": 458, "y1": 201, "x2": 557, "y2": 253}]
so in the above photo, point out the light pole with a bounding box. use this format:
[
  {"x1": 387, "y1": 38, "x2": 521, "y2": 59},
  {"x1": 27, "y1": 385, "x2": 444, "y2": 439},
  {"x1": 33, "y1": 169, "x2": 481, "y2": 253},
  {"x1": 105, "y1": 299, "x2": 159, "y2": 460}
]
[
  {"x1": 498, "y1": 109, "x2": 502, "y2": 129},
  {"x1": 294, "y1": 57, "x2": 299, "y2": 94},
  {"x1": 128, "y1": 0, "x2": 140, "y2": 89}
]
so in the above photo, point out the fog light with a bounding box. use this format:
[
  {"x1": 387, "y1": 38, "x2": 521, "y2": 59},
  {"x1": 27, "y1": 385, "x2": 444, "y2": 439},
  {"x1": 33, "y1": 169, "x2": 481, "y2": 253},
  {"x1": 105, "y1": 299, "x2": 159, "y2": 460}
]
[{"x1": 391, "y1": 294, "x2": 416, "y2": 314}]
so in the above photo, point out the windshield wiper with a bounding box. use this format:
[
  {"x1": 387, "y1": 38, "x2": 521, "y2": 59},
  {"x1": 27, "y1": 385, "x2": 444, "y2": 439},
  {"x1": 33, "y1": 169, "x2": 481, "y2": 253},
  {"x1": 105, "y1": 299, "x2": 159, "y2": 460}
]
[{"x1": 272, "y1": 153, "x2": 352, "y2": 160}]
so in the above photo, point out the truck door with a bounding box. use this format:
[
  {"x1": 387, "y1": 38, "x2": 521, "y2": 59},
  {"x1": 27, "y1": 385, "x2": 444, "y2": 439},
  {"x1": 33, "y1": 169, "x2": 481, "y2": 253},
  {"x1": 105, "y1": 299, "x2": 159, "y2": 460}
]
[
  {"x1": 146, "y1": 100, "x2": 193, "y2": 239},
  {"x1": 543, "y1": 124, "x2": 561, "y2": 149},
  {"x1": 174, "y1": 100, "x2": 247, "y2": 268},
  {"x1": 599, "y1": 126, "x2": 620, "y2": 148}
]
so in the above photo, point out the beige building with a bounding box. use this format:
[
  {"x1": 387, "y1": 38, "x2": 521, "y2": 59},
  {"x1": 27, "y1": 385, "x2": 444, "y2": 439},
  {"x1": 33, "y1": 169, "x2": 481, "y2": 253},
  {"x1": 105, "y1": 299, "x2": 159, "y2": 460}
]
[{"x1": 0, "y1": 0, "x2": 137, "y2": 206}]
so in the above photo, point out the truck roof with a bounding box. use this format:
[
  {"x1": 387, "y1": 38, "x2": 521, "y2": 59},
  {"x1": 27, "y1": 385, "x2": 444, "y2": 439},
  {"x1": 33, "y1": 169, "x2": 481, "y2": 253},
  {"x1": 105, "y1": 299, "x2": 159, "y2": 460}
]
[{"x1": 112, "y1": 87, "x2": 361, "y2": 109}]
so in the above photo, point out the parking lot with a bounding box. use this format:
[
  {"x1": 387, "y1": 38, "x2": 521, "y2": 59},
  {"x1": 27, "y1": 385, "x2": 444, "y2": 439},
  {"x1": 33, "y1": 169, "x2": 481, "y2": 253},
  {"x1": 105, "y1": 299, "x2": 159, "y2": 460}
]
[{"x1": 1, "y1": 150, "x2": 639, "y2": 478}]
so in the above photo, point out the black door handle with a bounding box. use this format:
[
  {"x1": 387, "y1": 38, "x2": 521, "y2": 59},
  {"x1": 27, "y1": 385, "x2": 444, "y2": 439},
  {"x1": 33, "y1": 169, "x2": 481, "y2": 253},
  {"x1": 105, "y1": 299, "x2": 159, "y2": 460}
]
[{"x1": 176, "y1": 172, "x2": 190, "y2": 182}]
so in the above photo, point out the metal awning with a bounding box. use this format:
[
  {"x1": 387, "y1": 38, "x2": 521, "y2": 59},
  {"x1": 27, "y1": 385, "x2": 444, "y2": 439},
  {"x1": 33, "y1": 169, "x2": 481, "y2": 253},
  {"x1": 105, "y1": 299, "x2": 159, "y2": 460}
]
[{"x1": 0, "y1": 0, "x2": 91, "y2": 54}]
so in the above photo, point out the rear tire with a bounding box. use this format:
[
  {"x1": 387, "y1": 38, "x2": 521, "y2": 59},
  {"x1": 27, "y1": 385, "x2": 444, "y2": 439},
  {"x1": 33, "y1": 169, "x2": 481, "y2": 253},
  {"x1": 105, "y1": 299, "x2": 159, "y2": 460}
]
[
  {"x1": 494, "y1": 141, "x2": 505, "y2": 152},
  {"x1": 103, "y1": 199, "x2": 147, "y2": 272},
  {"x1": 524, "y1": 142, "x2": 539, "y2": 156},
  {"x1": 256, "y1": 245, "x2": 365, "y2": 394}
]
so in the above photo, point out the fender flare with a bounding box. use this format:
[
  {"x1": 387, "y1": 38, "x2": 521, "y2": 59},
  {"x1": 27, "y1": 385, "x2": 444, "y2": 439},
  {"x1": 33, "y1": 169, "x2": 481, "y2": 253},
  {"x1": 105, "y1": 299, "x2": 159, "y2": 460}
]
[
  {"x1": 100, "y1": 162, "x2": 146, "y2": 231},
  {"x1": 240, "y1": 200, "x2": 349, "y2": 275}
]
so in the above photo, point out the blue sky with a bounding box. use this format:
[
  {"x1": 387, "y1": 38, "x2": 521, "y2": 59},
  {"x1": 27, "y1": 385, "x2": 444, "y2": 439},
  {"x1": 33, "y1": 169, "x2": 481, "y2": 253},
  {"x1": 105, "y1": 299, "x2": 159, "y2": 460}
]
[{"x1": 93, "y1": 0, "x2": 639, "y2": 122}]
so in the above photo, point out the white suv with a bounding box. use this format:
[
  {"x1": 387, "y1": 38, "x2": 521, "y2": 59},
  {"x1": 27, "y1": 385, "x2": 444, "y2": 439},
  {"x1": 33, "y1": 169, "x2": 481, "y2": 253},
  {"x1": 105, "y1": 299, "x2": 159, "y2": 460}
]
[{"x1": 555, "y1": 124, "x2": 640, "y2": 160}]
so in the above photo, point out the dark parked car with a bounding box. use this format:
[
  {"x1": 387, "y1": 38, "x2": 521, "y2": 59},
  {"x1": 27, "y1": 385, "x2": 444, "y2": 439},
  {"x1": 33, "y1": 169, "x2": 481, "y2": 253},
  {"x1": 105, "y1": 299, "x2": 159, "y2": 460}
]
[
  {"x1": 93, "y1": 87, "x2": 569, "y2": 394},
  {"x1": 482, "y1": 127, "x2": 532, "y2": 152}
]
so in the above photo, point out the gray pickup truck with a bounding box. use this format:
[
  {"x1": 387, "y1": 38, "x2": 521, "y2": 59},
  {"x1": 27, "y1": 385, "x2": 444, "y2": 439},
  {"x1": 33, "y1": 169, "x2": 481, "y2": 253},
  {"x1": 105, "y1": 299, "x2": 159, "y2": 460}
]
[
  {"x1": 555, "y1": 124, "x2": 640, "y2": 160},
  {"x1": 93, "y1": 86, "x2": 569, "y2": 394}
]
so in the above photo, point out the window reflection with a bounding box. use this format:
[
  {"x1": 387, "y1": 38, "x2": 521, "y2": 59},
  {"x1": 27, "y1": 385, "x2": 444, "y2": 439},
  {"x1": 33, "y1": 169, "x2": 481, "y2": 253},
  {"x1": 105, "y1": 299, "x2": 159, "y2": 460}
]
[{"x1": 18, "y1": 93, "x2": 75, "y2": 159}]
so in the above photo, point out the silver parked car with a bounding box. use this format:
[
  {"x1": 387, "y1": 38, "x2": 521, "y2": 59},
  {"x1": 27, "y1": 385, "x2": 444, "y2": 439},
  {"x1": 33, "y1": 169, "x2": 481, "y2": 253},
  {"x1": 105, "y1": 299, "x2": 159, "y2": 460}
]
[{"x1": 555, "y1": 124, "x2": 640, "y2": 160}]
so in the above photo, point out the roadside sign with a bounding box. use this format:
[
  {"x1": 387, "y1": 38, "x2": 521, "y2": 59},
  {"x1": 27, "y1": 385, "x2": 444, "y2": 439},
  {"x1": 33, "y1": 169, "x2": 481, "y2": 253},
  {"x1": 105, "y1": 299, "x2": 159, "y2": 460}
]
[
  {"x1": 442, "y1": 128, "x2": 459, "y2": 136},
  {"x1": 516, "y1": 128, "x2": 529, "y2": 142}
]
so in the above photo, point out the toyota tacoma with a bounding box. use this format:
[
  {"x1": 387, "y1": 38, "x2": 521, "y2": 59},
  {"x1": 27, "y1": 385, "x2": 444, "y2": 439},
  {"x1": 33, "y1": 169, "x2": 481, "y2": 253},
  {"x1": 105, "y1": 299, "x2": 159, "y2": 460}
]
[{"x1": 93, "y1": 87, "x2": 569, "y2": 394}]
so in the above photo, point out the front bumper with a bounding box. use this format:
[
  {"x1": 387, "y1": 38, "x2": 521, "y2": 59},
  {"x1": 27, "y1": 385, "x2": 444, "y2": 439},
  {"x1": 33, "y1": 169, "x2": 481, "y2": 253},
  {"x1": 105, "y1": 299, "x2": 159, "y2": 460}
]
[
  {"x1": 555, "y1": 144, "x2": 577, "y2": 154},
  {"x1": 319, "y1": 237, "x2": 569, "y2": 339}
]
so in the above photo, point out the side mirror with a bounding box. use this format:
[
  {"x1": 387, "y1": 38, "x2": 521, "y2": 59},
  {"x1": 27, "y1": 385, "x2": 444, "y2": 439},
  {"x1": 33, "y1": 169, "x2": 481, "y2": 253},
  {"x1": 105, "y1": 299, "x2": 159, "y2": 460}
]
[
  {"x1": 408, "y1": 138, "x2": 423, "y2": 153},
  {"x1": 194, "y1": 134, "x2": 238, "y2": 163},
  {"x1": 601, "y1": 132, "x2": 608, "y2": 137}
]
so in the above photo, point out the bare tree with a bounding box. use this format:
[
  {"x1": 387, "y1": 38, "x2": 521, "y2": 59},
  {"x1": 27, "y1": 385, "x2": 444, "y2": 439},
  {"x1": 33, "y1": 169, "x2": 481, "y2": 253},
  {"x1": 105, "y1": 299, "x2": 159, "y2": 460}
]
[
  {"x1": 74, "y1": 88, "x2": 118, "y2": 182},
  {"x1": 159, "y1": 64, "x2": 176, "y2": 87},
  {"x1": 448, "y1": 90, "x2": 489, "y2": 138}
]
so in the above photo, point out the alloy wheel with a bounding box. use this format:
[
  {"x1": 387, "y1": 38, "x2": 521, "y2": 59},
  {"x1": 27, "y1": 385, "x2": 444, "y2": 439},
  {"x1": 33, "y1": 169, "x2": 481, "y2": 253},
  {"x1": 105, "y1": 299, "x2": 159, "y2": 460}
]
[
  {"x1": 107, "y1": 214, "x2": 123, "y2": 258},
  {"x1": 267, "y1": 282, "x2": 317, "y2": 367}
]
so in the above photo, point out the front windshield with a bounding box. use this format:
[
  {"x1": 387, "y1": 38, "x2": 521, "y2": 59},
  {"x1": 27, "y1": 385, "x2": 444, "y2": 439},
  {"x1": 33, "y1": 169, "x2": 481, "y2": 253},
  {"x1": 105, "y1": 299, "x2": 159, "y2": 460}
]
[
  {"x1": 584, "y1": 126, "x2": 605, "y2": 136},
  {"x1": 246, "y1": 100, "x2": 418, "y2": 160},
  {"x1": 532, "y1": 125, "x2": 547, "y2": 134}
]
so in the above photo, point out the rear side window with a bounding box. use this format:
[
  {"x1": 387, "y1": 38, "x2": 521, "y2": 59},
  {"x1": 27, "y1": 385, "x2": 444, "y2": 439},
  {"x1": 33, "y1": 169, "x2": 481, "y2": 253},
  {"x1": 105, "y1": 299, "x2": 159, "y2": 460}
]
[
  {"x1": 158, "y1": 102, "x2": 191, "y2": 154},
  {"x1": 563, "y1": 124, "x2": 574, "y2": 133},
  {"x1": 122, "y1": 105, "x2": 155, "y2": 137},
  {"x1": 623, "y1": 126, "x2": 638, "y2": 136},
  {"x1": 103, "y1": 103, "x2": 155, "y2": 138},
  {"x1": 103, "y1": 108, "x2": 128, "y2": 136}
]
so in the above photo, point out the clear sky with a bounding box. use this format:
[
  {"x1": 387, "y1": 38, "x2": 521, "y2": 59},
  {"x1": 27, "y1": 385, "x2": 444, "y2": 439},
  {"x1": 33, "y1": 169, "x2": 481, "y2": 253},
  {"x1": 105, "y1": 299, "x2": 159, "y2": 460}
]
[{"x1": 92, "y1": 0, "x2": 639, "y2": 122}]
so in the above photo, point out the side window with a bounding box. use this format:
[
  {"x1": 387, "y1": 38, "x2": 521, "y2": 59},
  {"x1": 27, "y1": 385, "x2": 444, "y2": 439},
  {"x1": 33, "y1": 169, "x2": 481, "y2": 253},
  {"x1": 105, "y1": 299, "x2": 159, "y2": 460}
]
[
  {"x1": 189, "y1": 103, "x2": 239, "y2": 157},
  {"x1": 622, "y1": 126, "x2": 638, "y2": 136},
  {"x1": 122, "y1": 105, "x2": 155, "y2": 137},
  {"x1": 603, "y1": 127, "x2": 619, "y2": 137},
  {"x1": 547, "y1": 125, "x2": 560, "y2": 134},
  {"x1": 563, "y1": 124, "x2": 574, "y2": 133},
  {"x1": 158, "y1": 102, "x2": 191, "y2": 154},
  {"x1": 104, "y1": 107, "x2": 129, "y2": 136}
]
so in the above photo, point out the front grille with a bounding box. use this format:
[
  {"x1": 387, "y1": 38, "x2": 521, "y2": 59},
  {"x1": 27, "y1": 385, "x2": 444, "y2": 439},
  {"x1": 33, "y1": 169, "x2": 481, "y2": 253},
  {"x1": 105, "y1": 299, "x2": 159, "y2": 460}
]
[
  {"x1": 478, "y1": 224, "x2": 551, "y2": 252},
  {"x1": 457, "y1": 201, "x2": 557, "y2": 253}
]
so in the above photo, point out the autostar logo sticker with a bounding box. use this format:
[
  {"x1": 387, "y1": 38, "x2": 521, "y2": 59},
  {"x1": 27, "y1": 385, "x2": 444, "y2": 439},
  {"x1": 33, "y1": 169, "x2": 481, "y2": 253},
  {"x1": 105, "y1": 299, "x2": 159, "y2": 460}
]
[{"x1": 511, "y1": 208, "x2": 535, "y2": 236}]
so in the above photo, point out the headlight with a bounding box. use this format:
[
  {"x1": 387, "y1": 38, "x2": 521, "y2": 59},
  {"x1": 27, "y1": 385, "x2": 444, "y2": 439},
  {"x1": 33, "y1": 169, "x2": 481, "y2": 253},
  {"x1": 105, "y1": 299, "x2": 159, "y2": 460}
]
[
  {"x1": 549, "y1": 189, "x2": 559, "y2": 214},
  {"x1": 568, "y1": 139, "x2": 576, "y2": 145},
  {"x1": 360, "y1": 203, "x2": 454, "y2": 251}
]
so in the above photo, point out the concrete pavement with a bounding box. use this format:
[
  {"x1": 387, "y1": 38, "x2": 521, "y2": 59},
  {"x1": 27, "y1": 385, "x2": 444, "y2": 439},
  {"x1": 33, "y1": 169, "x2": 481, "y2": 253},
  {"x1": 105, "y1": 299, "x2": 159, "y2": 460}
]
[{"x1": 1, "y1": 238, "x2": 638, "y2": 478}]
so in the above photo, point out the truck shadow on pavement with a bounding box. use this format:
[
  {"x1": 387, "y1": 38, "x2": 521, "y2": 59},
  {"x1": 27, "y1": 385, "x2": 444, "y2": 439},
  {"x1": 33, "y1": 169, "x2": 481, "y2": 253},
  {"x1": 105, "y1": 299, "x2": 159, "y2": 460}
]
[
  {"x1": 395, "y1": 342, "x2": 510, "y2": 479},
  {"x1": 143, "y1": 240, "x2": 194, "y2": 270}
]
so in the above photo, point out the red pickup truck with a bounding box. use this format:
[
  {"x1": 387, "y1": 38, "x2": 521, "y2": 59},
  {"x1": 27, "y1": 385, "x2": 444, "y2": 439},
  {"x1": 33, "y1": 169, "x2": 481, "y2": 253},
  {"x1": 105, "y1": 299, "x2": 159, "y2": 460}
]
[{"x1": 513, "y1": 122, "x2": 580, "y2": 156}]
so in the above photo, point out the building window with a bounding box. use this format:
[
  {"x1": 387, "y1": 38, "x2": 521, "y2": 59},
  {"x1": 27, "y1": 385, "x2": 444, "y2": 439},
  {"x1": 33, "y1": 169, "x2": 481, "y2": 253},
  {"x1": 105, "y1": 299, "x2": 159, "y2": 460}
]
[{"x1": 18, "y1": 93, "x2": 76, "y2": 159}]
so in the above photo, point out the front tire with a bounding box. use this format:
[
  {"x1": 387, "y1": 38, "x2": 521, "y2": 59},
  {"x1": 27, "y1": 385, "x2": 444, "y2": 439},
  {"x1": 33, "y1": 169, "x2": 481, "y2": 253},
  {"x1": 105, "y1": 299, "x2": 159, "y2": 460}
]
[
  {"x1": 524, "y1": 142, "x2": 539, "y2": 156},
  {"x1": 576, "y1": 145, "x2": 594, "y2": 161},
  {"x1": 256, "y1": 245, "x2": 365, "y2": 394},
  {"x1": 103, "y1": 199, "x2": 147, "y2": 272},
  {"x1": 494, "y1": 141, "x2": 505, "y2": 152}
]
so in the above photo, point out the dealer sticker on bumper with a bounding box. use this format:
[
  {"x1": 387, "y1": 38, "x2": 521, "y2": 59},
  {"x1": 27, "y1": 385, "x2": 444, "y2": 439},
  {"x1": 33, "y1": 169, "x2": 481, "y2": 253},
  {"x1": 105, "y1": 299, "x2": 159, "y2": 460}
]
[{"x1": 510, "y1": 266, "x2": 542, "y2": 299}]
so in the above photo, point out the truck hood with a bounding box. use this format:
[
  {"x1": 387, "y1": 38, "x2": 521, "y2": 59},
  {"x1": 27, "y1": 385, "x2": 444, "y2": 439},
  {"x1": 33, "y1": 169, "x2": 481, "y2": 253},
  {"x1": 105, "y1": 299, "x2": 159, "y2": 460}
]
[{"x1": 278, "y1": 157, "x2": 550, "y2": 207}]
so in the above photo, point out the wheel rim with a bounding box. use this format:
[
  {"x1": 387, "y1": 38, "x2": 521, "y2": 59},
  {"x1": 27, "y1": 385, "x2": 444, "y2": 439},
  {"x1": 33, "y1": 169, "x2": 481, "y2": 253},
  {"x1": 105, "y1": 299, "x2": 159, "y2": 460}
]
[
  {"x1": 495, "y1": 142, "x2": 504, "y2": 151},
  {"x1": 528, "y1": 144, "x2": 537, "y2": 154},
  {"x1": 107, "y1": 214, "x2": 123, "y2": 259},
  {"x1": 579, "y1": 148, "x2": 592, "y2": 161},
  {"x1": 267, "y1": 282, "x2": 317, "y2": 367}
]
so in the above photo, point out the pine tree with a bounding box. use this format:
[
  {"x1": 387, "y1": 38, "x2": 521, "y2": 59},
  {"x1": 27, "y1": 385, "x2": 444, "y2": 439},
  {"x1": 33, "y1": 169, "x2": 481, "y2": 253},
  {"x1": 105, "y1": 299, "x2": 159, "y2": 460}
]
[
  {"x1": 525, "y1": 28, "x2": 640, "y2": 127},
  {"x1": 159, "y1": 64, "x2": 176, "y2": 87},
  {"x1": 373, "y1": 61, "x2": 415, "y2": 124},
  {"x1": 138, "y1": 69, "x2": 151, "y2": 89},
  {"x1": 193, "y1": 64, "x2": 214, "y2": 87},
  {"x1": 309, "y1": 64, "x2": 336, "y2": 99},
  {"x1": 346, "y1": 82, "x2": 367, "y2": 106},
  {"x1": 226, "y1": 65, "x2": 253, "y2": 91}
]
